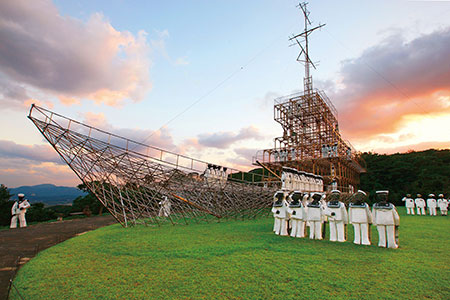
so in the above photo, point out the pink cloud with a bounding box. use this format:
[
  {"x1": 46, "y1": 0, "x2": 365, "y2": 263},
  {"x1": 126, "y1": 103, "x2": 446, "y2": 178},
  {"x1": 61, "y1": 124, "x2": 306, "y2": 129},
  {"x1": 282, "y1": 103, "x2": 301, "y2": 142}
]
[
  {"x1": 0, "y1": 0, "x2": 151, "y2": 108},
  {"x1": 0, "y1": 159, "x2": 79, "y2": 188},
  {"x1": 195, "y1": 126, "x2": 263, "y2": 149},
  {"x1": 323, "y1": 27, "x2": 450, "y2": 146},
  {"x1": 81, "y1": 112, "x2": 177, "y2": 152},
  {"x1": 0, "y1": 140, "x2": 62, "y2": 164},
  {"x1": 368, "y1": 141, "x2": 450, "y2": 155}
]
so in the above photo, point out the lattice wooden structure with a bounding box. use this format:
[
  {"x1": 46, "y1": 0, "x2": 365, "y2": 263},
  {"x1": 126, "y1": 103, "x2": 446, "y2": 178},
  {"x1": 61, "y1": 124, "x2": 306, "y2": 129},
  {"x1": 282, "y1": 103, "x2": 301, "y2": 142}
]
[
  {"x1": 28, "y1": 105, "x2": 279, "y2": 227},
  {"x1": 253, "y1": 2, "x2": 365, "y2": 192},
  {"x1": 253, "y1": 89, "x2": 365, "y2": 191}
]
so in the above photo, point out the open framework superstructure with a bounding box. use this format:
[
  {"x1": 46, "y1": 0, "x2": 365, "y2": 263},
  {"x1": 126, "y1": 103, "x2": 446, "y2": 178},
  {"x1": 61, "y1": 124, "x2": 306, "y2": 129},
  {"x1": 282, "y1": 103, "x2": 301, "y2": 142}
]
[{"x1": 253, "y1": 2, "x2": 365, "y2": 191}]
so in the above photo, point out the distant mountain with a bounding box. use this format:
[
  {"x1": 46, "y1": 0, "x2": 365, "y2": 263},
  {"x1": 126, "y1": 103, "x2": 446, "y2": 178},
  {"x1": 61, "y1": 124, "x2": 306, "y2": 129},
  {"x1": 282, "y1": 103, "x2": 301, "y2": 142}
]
[{"x1": 9, "y1": 184, "x2": 87, "y2": 205}]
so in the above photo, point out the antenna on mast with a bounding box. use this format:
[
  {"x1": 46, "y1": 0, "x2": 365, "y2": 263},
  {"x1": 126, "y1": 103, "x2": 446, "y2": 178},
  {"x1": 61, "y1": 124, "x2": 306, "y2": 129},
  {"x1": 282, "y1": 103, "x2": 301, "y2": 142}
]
[{"x1": 289, "y1": 2, "x2": 325, "y2": 96}]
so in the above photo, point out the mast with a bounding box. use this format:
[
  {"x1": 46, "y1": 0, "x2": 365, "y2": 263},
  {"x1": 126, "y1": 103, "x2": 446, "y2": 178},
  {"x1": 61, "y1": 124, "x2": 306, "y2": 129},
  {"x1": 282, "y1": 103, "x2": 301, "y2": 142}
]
[{"x1": 289, "y1": 2, "x2": 325, "y2": 96}]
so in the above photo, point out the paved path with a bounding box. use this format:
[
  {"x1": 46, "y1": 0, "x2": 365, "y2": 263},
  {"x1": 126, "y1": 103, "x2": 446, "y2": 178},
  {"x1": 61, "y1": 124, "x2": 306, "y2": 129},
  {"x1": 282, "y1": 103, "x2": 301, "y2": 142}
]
[{"x1": 0, "y1": 215, "x2": 116, "y2": 300}]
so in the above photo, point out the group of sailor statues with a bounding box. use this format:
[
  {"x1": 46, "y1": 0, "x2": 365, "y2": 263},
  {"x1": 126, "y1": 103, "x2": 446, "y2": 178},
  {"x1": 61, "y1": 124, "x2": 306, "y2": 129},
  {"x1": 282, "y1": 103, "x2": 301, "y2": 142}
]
[
  {"x1": 10, "y1": 193, "x2": 31, "y2": 229},
  {"x1": 281, "y1": 167, "x2": 323, "y2": 192},
  {"x1": 272, "y1": 188, "x2": 401, "y2": 249},
  {"x1": 272, "y1": 149, "x2": 296, "y2": 162},
  {"x1": 402, "y1": 193, "x2": 448, "y2": 216},
  {"x1": 203, "y1": 164, "x2": 228, "y2": 187}
]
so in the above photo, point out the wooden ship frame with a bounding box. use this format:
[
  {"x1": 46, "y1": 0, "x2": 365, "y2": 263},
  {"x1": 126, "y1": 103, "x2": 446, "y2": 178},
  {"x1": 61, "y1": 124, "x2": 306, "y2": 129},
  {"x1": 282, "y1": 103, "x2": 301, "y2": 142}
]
[{"x1": 28, "y1": 105, "x2": 279, "y2": 227}]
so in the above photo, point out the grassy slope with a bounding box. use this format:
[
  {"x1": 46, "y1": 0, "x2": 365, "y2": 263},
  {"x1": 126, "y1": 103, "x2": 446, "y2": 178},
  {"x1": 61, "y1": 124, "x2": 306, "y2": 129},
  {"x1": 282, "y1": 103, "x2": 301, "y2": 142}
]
[{"x1": 11, "y1": 210, "x2": 450, "y2": 300}]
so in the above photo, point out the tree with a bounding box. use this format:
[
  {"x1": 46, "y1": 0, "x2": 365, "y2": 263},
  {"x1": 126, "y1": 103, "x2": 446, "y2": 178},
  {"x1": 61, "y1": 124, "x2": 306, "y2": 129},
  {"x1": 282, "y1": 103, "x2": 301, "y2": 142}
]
[
  {"x1": 71, "y1": 183, "x2": 105, "y2": 215},
  {"x1": 0, "y1": 184, "x2": 14, "y2": 226},
  {"x1": 26, "y1": 202, "x2": 56, "y2": 222},
  {"x1": 0, "y1": 184, "x2": 12, "y2": 203}
]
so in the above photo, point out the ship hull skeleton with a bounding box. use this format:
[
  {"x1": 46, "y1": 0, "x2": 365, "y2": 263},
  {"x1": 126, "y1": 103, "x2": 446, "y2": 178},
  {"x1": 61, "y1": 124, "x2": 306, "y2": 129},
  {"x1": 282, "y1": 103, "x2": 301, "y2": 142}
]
[{"x1": 28, "y1": 105, "x2": 279, "y2": 227}]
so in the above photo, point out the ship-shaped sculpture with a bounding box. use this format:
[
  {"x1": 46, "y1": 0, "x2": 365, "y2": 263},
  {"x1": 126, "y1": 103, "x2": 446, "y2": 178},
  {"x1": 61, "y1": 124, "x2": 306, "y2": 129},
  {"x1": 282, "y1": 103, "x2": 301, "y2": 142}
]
[
  {"x1": 28, "y1": 105, "x2": 279, "y2": 227},
  {"x1": 28, "y1": 2, "x2": 364, "y2": 227}
]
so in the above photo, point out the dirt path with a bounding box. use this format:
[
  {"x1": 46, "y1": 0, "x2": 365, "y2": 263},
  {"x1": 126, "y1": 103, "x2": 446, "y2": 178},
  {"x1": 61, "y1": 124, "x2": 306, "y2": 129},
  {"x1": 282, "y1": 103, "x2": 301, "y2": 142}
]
[{"x1": 0, "y1": 215, "x2": 115, "y2": 300}]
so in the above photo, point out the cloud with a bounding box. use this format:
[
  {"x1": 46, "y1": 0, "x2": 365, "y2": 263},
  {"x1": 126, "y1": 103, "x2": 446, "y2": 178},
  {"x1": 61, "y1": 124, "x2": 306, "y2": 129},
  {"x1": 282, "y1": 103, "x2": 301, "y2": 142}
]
[
  {"x1": 367, "y1": 141, "x2": 450, "y2": 155},
  {"x1": 0, "y1": 140, "x2": 62, "y2": 164},
  {"x1": 331, "y1": 27, "x2": 450, "y2": 141},
  {"x1": 0, "y1": 158, "x2": 79, "y2": 188},
  {"x1": 0, "y1": 0, "x2": 151, "y2": 108},
  {"x1": 196, "y1": 126, "x2": 263, "y2": 149},
  {"x1": 0, "y1": 141, "x2": 78, "y2": 187},
  {"x1": 256, "y1": 91, "x2": 282, "y2": 109},
  {"x1": 223, "y1": 147, "x2": 260, "y2": 170},
  {"x1": 150, "y1": 29, "x2": 189, "y2": 66},
  {"x1": 233, "y1": 147, "x2": 259, "y2": 160},
  {"x1": 174, "y1": 57, "x2": 189, "y2": 66},
  {"x1": 81, "y1": 112, "x2": 177, "y2": 152}
]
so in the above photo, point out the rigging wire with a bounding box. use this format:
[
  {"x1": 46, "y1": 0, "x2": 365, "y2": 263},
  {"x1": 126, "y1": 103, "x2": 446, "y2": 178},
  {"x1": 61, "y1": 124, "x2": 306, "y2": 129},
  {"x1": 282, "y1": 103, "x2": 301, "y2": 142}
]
[{"x1": 135, "y1": 23, "x2": 298, "y2": 148}]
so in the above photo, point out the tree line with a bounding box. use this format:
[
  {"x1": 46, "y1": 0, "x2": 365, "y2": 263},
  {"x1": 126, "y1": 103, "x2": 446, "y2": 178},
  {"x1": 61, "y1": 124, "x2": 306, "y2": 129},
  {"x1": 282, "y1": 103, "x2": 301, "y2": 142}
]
[
  {"x1": 359, "y1": 149, "x2": 450, "y2": 205},
  {"x1": 0, "y1": 183, "x2": 104, "y2": 226}
]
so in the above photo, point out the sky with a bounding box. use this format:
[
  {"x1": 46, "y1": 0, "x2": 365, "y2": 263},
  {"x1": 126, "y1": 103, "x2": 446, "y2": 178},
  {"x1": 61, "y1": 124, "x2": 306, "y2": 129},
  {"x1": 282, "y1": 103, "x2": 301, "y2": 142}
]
[{"x1": 0, "y1": 0, "x2": 449, "y2": 188}]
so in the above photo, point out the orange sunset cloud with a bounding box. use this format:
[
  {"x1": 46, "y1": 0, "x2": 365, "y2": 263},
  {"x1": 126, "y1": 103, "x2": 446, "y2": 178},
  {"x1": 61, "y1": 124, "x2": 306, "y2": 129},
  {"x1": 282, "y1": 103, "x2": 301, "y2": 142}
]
[{"x1": 330, "y1": 28, "x2": 450, "y2": 153}]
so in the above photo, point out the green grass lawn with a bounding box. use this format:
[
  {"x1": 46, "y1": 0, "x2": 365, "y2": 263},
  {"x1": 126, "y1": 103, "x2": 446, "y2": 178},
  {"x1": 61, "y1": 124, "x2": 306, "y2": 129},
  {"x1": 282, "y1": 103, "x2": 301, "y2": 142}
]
[{"x1": 11, "y1": 210, "x2": 450, "y2": 300}]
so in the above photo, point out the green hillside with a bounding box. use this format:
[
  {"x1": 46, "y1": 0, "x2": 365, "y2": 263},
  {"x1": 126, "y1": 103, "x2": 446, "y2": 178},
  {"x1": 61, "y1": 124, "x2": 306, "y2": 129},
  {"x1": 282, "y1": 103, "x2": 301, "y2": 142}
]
[{"x1": 360, "y1": 149, "x2": 450, "y2": 205}]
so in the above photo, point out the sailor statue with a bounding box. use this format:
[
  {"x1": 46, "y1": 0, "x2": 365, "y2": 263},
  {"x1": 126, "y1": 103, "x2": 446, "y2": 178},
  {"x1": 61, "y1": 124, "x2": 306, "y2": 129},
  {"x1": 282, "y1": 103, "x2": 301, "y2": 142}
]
[
  {"x1": 348, "y1": 190, "x2": 372, "y2": 246},
  {"x1": 401, "y1": 194, "x2": 415, "y2": 215},
  {"x1": 10, "y1": 193, "x2": 31, "y2": 228},
  {"x1": 272, "y1": 191, "x2": 289, "y2": 236},
  {"x1": 286, "y1": 191, "x2": 307, "y2": 238},
  {"x1": 306, "y1": 193, "x2": 325, "y2": 240},
  {"x1": 324, "y1": 190, "x2": 348, "y2": 242},
  {"x1": 414, "y1": 194, "x2": 426, "y2": 215},
  {"x1": 437, "y1": 194, "x2": 448, "y2": 216},
  {"x1": 372, "y1": 190, "x2": 400, "y2": 249},
  {"x1": 426, "y1": 194, "x2": 437, "y2": 216}
]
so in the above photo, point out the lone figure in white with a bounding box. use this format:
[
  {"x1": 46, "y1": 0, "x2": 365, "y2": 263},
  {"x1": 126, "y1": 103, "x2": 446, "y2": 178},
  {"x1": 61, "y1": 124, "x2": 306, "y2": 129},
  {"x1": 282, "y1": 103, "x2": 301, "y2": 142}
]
[
  {"x1": 372, "y1": 190, "x2": 400, "y2": 249},
  {"x1": 401, "y1": 194, "x2": 415, "y2": 215},
  {"x1": 324, "y1": 190, "x2": 348, "y2": 242},
  {"x1": 286, "y1": 191, "x2": 307, "y2": 238},
  {"x1": 426, "y1": 194, "x2": 437, "y2": 216},
  {"x1": 437, "y1": 194, "x2": 448, "y2": 216},
  {"x1": 415, "y1": 194, "x2": 426, "y2": 215},
  {"x1": 272, "y1": 191, "x2": 289, "y2": 236},
  {"x1": 348, "y1": 190, "x2": 372, "y2": 246},
  {"x1": 10, "y1": 193, "x2": 31, "y2": 228},
  {"x1": 158, "y1": 196, "x2": 171, "y2": 217}
]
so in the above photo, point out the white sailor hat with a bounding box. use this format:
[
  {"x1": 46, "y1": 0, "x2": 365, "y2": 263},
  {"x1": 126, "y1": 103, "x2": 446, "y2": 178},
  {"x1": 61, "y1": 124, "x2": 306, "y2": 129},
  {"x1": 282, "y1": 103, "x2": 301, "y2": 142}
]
[
  {"x1": 376, "y1": 190, "x2": 389, "y2": 194},
  {"x1": 18, "y1": 193, "x2": 25, "y2": 197},
  {"x1": 357, "y1": 190, "x2": 367, "y2": 196},
  {"x1": 428, "y1": 194, "x2": 435, "y2": 197}
]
